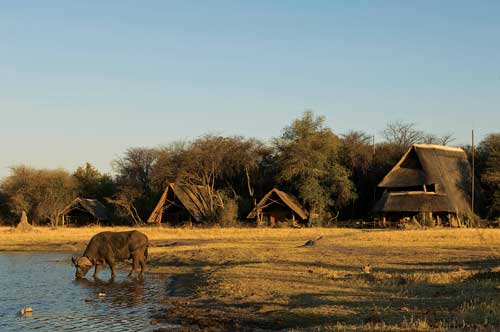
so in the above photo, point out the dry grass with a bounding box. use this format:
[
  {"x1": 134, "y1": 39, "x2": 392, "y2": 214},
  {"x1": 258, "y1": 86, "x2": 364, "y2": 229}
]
[{"x1": 1, "y1": 226, "x2": 500, "y2": 331}]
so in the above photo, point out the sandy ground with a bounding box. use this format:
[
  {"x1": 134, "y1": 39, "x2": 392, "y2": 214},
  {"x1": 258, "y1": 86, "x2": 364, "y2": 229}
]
[{"x1": 1, "y1": 226, "x2": 500, "y2": 331}]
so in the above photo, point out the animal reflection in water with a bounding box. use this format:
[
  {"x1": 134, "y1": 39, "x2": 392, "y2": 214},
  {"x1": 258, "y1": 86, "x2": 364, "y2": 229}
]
[
  {"x1": 72, "y1": 230, "x2": 149, "y2": 280},
  {"x1": 75, "y1": 277, "x2": 147, "y2": 307}
]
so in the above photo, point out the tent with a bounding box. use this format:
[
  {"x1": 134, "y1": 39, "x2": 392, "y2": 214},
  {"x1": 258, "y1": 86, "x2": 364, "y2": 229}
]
[
  {"x1": 147, "y1": 183, "x2": 223, "y2": 225},
  {"x1": 61, "y1": 198, "x2": 110, "y2": 225},
  {"x1": 247, "y1": 188, "x2": 308, "y2": 226}
]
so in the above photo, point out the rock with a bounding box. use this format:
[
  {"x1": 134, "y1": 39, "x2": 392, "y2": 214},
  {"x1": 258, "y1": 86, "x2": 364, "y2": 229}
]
[
  {"x1": 98, "y1": 292, "x2": 106, "y2": 297},
  {"x1": 362, "y1": 264, "x2": 371, "y2": 274},
  {"x1": 19, "y1": 307, "x2": 33, "y2": 315},
  {"x1": 150, "y1": 319, "x2": 158, "y2": 325},
  {"x1": 400, "y1": 306, "x2": 410, "y2": 312}
]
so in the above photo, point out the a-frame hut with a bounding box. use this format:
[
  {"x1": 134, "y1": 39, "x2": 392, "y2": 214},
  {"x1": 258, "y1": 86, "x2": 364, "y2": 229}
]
[
  {"x1": 247, "y1": 188, "x2": 308, "y2": 226},
  {"x1": 147, "y1": 183, "x2": 223, "y2": 225},
  {"x1": 373, "y1": 144, "x2": 475, "y2": 227},
  {"x1": 61, "y1": 198, "x2": 110, "y2": 226}
]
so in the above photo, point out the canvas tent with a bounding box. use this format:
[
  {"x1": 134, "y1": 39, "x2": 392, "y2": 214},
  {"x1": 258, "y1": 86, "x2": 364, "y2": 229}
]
[
  {"x1": 373, "y1": 144, "x2": 475, "y2": 226},
  {"x1": 61, "y1": 198, "x2": 110, "y2": 225},
  {"x1": 247, "y1": 188, "x2": 308, "y2": 226},
  {"x1": 147, "y1": 183, "x2": 223, "y2": 225}
]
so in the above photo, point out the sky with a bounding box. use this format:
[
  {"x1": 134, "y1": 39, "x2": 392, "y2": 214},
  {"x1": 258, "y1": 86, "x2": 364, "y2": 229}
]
[{"x1": 1, "y1": 1, "x2": 499, "y2": 178}]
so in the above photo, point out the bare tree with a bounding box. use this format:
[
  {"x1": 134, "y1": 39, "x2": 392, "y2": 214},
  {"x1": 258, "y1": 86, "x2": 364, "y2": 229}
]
[
  {"x1": 111, "y1": 147, "x2": 160, "y2": 224},
  {"x1": 382, "y1": 121, "x2": 424, "y2": 154}
]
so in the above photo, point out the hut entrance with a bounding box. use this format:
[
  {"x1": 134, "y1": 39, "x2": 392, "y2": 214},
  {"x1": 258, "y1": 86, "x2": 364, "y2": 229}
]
[{"x1": 160, "y1": 194, "x2": 193, "y2": 225}]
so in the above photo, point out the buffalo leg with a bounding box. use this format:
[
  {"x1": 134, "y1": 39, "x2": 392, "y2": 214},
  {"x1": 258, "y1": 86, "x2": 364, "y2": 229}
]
[
  {"x1": 93, "y1": 264, "x2": 102, "y2": 278},
  {"x1": 128, "y1": 253, "x2": 140, "y2": 278},
  {"x1": 139, "y1": 257, "x2": 145, "y2": 278},
  {"x1": 106, "y1": 257, "x2": 116, "y2": 279}
]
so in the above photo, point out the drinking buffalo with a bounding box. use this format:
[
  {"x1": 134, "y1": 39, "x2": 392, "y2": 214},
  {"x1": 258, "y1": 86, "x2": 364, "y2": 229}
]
[{"x1": 72, "y1": 230, "x2": 148, "y2": 279}]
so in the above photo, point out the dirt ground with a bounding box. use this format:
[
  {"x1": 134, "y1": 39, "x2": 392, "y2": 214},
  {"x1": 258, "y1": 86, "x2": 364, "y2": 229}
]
[{"x1": 1, "y1": 226, "x2": 499, "y2": 331}]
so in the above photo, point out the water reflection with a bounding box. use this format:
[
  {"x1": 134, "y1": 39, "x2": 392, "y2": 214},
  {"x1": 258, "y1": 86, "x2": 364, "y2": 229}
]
[
  {"x1": 75, "y1": 276, "x2": 147, "y2": 307},
  {"x1": 0, "y1": 253, "x2": 171, "y2": 332}
]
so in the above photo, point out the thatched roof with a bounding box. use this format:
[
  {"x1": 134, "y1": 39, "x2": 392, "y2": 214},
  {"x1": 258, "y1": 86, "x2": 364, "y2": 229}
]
[
  {"x1": 373, "y1": 192, "x2": 456, "y2": 213},
  {"x1": 247, "y1": 188, "x2": 308, "y2": 220},
  {"x1": 376, "y1": 144, "x2": 473, "y2": 214},
  {"x1": 147, "y1": 183, "x2": 222, "y2": 223},
  {"x1": 61, "y1": 198, "x2": 110, "y2": 220}
]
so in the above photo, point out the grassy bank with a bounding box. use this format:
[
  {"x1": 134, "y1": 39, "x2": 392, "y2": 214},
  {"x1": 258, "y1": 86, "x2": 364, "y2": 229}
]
[{"x1": 1, "y1": 226, "x2": 500, "y2": 331}]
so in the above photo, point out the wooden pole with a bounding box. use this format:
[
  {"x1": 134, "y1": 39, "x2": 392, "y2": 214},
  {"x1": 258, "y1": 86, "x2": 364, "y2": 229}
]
[
  {"x1": 471, "y1": 129, "x2": 475, "y2": 214},
  {"x1": 373, "y1": 135, "x2": 376, "y2": 202},
  {"x1": 372, "y1": 135, "x2": 376, "y2": 156}
]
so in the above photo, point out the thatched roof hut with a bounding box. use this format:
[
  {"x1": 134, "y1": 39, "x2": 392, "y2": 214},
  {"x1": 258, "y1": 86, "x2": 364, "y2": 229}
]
[
  {"x1": 373, "y1": 144, "x2": 474, "y2": 226},
  {"x1": 61, "y1": 198, "x2": 110, "y2": 225},
  {"x1": 147, "y1": 183, "x2": 223, "y2": 225},
  {"x1": 247, "y1": 188, "x2": 308, "y2": 226}
]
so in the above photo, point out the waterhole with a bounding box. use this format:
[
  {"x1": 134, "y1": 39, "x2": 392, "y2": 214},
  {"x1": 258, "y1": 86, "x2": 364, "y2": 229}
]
[{"x1": 0, "y1": 252, "x2": 173, "y2": 331}]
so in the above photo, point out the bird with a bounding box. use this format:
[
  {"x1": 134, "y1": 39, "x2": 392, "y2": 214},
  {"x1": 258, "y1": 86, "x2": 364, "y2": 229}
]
[{"x1": 297, "y1": 236, "x2": 323, "y2": 247}]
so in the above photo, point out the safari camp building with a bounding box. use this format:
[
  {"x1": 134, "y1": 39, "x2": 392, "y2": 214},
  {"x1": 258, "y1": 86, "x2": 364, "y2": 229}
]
[
  {"x1": 247, "y1": 188, "x2": 308, "y2": 226},
  {"x1": 373, "y1": 144, "x2": 475, "y2": 227},
  {"x1": 61, "y1": 198, "x2": 110, "y2": 226},
  {"x1": 147, "y1": 183, "x2": 223, "y2": 225}
]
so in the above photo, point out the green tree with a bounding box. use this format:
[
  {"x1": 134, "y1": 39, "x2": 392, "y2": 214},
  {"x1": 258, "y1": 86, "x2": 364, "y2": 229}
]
[
  {"x1": 476, "y1": 133, "x2": 500, "y2": 218},
  {"x1": 338, "y1": 131, "x2": 375, "y2": 218},
  {"x1": 73, "y1": 162, "x2": 115, "y2": 201},
  {"x1": 275, "y1": 111, "x2": 356, "y2": 224}
]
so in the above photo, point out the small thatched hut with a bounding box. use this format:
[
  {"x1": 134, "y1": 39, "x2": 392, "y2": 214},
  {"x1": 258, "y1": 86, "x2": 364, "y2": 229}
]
[
  {"x1": 373, "y1": 144, "x2": 474, "y2": 227},
  {"x1": 61, "y1": 198, "x2": 110, "y2": 225},
  {"x1": 147, "y1": 183, "x2": 223, "y2": 225},
  {"x1": 247, "y1": 188, "x2": 308, "y2": 226}
]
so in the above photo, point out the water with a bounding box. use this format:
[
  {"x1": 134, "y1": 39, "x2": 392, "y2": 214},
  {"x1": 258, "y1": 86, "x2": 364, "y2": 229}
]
[{"x1": 0, "y1": 252, "x2": 172, "y2": 331}]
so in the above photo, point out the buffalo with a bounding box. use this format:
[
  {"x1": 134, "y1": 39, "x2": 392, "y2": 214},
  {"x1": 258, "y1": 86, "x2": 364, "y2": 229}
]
[{"x1": 72, "y1": 230, "x2": 149, "y2": 279}]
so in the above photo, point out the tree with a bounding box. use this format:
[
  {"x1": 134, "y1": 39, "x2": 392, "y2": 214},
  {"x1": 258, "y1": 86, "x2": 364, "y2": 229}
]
[
  {"x1": 160, "y1": 135, "x2": 273, "y2": 220},
  {"x1": 0, "y1": 190, "x2": 14, "y2": 226},
  {"x1": 382, "y1": 121, "x2": 455, "y2": 155},
  {"x1": 150, "y1": 141, "x2": 189, "y2": 192},
  {"x1": 338, "y1": 131, "x2": 374, "y2": 218},
  {"x1": 275, "y1": 111, "x2": 356, "y2": 224},
  {"x1": 382, "y1": 121, "x2": 424, "y2": 155},
  {"x1": 476, "y1": 133, "x2": 500, "y2": 218},
  {"x1": 0, "y1": 166, "x2": 77, "y2": 226},
  {"x1": 112, "y1": 147, "x2": 160, "y2": 224},
  {"x1": 73, "y1": 162, "x2": 115, "y2": 201}
]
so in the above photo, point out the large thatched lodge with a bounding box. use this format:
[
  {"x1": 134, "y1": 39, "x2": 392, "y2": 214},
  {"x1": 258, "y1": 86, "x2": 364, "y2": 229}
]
[
  {"x1": 373, "y1": 144, "x2": 476, "y2": 227},
  {"x1": 247, "y1": 188, "x2": 308, "y2": 226}
]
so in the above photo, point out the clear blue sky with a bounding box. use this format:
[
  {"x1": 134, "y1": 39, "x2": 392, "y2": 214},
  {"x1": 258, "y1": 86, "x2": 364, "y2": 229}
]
[{"x1": 1, "y1": 1, "x2": 499, "y2": 178}]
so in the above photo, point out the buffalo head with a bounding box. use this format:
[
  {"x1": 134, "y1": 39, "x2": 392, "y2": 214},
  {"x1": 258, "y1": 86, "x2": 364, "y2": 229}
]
[{"x1": 72, "y1": 256, "x2": 93, "y2": 279}]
